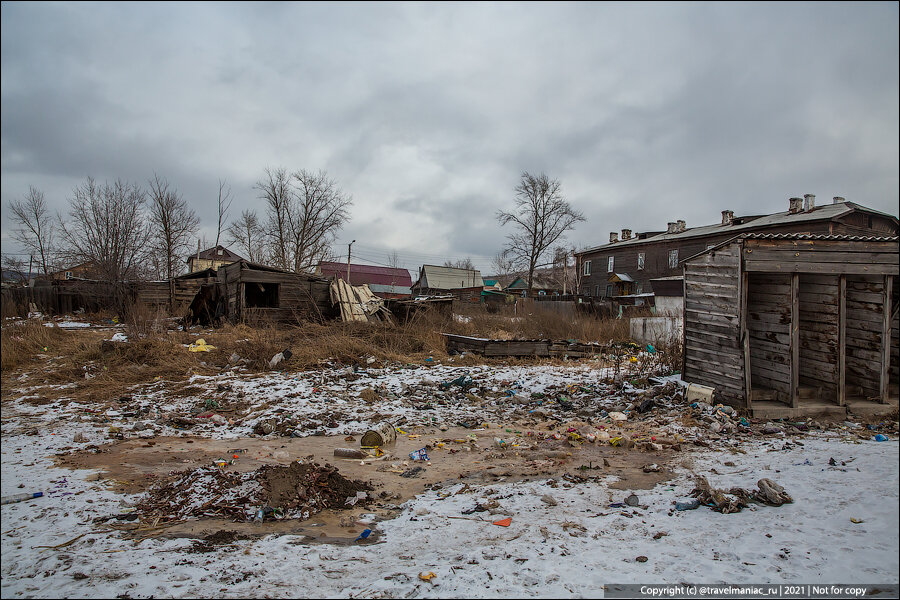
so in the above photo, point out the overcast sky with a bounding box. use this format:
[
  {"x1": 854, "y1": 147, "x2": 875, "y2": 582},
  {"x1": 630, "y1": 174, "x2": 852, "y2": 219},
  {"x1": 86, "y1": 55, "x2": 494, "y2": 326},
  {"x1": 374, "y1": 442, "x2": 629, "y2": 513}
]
[{"x1": 2, "y1": 2, "x2": 898, "y2": 275}]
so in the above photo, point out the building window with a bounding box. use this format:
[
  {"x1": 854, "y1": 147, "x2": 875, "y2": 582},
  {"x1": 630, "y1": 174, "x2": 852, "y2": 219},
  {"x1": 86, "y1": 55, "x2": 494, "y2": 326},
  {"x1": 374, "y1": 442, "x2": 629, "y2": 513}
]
[
  {"x1": 636, "y1": 283, "x2": 643, "y2": 294},
  {"x1": 583, "y1": 260, "x2": 591, "y2": 276},
  {"x1": 668, "y1": 249, "x2": 679, "y2": 269},
  {"x1": 65, "y1": 271, "x2": 73, "y2": 280},
  {"x1": 245, "y1": 282, "x2": 279, "y2": 308},
  {"x1": 217, "y1": 248, "x2": 224, "y2": 256},
  {"x1": 606, "y1": 285, "x2": 613, "y2": 297},
  {"x1": 608, "y1": 256, "x2": 614, "y2": 273},
  {"x1": 637, "y1": 252, "x2": 645, "y2": 270}
]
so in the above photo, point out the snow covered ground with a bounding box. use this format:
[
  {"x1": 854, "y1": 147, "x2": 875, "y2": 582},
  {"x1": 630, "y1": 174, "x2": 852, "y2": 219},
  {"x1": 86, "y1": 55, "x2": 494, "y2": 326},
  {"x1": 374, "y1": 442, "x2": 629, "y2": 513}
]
[{"x1": 2, "y1": 428, "x2": 897, "y2": 598}]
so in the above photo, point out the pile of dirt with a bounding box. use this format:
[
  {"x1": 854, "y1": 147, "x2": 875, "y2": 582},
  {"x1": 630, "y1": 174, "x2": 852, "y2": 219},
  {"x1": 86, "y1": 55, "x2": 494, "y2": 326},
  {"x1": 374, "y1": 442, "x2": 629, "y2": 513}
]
[
  {"x1": 135, "y1": 461, "x2": 372, "y2": 523},
  {"x1": 258, "y1": 461, "x2": 373, "y2": 516}
]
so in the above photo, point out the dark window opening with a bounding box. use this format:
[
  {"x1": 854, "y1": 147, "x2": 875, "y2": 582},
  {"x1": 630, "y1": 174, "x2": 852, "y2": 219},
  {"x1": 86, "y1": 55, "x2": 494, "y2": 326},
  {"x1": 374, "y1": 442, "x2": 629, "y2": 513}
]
[{"x1": 245, "y1": 282, "x2": 279, "y2": 307}]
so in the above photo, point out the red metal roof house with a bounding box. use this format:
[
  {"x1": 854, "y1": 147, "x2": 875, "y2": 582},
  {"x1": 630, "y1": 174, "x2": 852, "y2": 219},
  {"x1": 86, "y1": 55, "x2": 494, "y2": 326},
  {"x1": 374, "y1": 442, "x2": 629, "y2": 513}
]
[{"x1": 317, "y1": 261, "x2": 412, "y2": 299}]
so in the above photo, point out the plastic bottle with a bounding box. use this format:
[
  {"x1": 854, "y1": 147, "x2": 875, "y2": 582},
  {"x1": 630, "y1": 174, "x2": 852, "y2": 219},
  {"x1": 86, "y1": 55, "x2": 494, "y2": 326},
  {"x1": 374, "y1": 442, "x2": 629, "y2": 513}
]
[{"x1": 1, "y1": 492, "x2": 43, "y2": 505}]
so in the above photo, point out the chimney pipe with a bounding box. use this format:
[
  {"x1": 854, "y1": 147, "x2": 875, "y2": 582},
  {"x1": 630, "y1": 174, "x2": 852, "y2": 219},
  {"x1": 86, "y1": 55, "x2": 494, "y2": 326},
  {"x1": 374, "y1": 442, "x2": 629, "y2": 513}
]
[
  {"x1": 803, "y1": 193, "x2": 815, "y2": 212},
  {"x1": 788, "y1": 197, "x2": 803, "y2": 214},
  {"x1": 676, "y1": 219, "x2": 686, "y2": 233},
  {"x1": 721, "y1": 210, "x2": 734, "y2": 225},
  {"x1": 621, "y1": 228, "x2": 632, "y2": 241},
  {"x1": 667, "y1": 222, "x2": 676, "y2": 234},
  {"x1": 833, "y1": 196, "x2": 845, "y2": 204},
  {"x1": 609, "y1": 232, "x2": 618, "y2": 243}
]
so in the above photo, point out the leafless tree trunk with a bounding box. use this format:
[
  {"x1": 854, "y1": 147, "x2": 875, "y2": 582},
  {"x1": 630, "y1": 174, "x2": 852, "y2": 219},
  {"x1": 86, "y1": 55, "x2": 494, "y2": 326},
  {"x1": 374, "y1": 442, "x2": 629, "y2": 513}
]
[
  {"x1": 148, "y1": 174, "x2": 199, "y2": 306},
  {"x1": 226, "y1": 209, "x2": 264, "y2": 263},
  {"x1": 58, "y1": 177, "x2": 151, "y2": 284},
  {"x1": 256, "y1": 168, "x2": 292, "y2": 270},
  {"x1": 497, "y1": 172, "x2": 585, "y2": 293},
  {"x1": 8, "y1": 186, "x2": 56, "y2": 275},
  {"x1": 215, "y1": 179, "x2": 232, "y2": 249}
]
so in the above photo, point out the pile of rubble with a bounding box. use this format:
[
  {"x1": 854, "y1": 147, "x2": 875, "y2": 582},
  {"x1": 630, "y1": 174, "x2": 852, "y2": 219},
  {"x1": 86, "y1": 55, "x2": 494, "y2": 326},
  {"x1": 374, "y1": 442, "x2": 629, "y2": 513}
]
[{"x1": 135, "y1": 461, "x2": 372, "y2": 523}]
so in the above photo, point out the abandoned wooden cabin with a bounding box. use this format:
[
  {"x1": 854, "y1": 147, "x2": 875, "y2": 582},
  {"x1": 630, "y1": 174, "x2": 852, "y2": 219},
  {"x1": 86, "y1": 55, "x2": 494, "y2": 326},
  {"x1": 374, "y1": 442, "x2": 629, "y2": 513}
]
[
  {"x1": 682, "y1": 233, "x2": 899, "y2": 419},
  {"x1": 210, "y1": 261, "x2": 332, "y2": 325}
]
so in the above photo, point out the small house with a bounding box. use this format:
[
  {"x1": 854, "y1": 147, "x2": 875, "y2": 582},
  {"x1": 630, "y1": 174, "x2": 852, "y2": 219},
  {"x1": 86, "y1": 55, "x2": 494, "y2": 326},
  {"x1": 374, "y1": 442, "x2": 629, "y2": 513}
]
[
  {"x1": 317, "y1": 261, "x2": 412, "y2": 299},
  {"x1": 411, "y1": 265, "x2": 484, "y2": 303},
  {"x1": 187, "y1": 245, "x2": 244, "y2": 274}
]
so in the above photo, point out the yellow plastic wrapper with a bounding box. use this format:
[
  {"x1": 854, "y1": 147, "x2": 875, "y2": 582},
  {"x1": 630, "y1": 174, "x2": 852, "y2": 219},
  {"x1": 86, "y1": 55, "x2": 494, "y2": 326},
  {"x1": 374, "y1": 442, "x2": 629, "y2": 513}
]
[{"x1": 188, "y1": 339, "x2": 216, "y2": 352}]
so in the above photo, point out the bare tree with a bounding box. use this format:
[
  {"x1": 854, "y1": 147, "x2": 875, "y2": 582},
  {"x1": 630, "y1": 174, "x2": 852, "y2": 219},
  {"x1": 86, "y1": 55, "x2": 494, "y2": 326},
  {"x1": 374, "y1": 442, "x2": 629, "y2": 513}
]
[
  {"x1": 490, "y1": 250, "x2": 517, "y2": 282},
  {"x1": 226, "y1": 209, "x2": 264, "y2": 263},
  {"x1": 287, "y1": 169, "x2": 352, "y2": 273},
  {"x1": 215, "y1": 179, "x2": 232, "y2": 248},
  {"x1": 443, "y1": 257, "x2": 476, "y2": 270},
  {"x1": 1, "y1": 254, "x2": 29, "y2": 285},
  {"x1": 8, "y1": 186, "x2": 56, "y2": 275},
  {"x1": 387, "y1": 250, "x2": 402, "y2": 293},
  {"x1": 148, "y1": 174, "x2": 199, "y2": 307},
  {"x1": 256, "y1": 168, "x2": 352, "y2": 273},
  {"x1": 497, "y1": 172, "x2": 585, "y2": 292},
  {"x1": 256, "y1": 167, "x2": 292, "y2": 270},
  {"x1": 58, "y1": 177, "x2": 151, "y2": 283}
]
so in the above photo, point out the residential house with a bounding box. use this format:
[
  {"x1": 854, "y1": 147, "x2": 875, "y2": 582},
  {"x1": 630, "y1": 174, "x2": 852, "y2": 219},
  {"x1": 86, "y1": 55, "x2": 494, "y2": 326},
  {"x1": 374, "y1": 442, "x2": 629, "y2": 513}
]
[
  {"x1": 575, "y1": 196, "x2": 899, "y2": 299},
  {"x1": 186, "y1": 245, "x2": 244, "y2": 274},
  {"x1": 316, "y1": 261, "x2": 412, "y2": 299},
  {"x1": 504, "y1": 273, "x2": 565, "y2": 297},
  {"x1": 411, "y1": 265, "x2": 484, "y2": 302}
]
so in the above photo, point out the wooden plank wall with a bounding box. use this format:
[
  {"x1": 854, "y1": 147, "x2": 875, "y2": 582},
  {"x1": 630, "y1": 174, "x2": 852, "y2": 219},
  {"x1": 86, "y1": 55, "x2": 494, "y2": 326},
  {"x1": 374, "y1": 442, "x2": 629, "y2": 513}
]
[
  {"x1": 746, "y1": 272, "x2": 792, "y2": 402},
  {"x1": 892, "y1": 277, "x2": 899, "y2": 386},
  {"x1": 798, "y1": 274, "x2": 840, "y2": 396},
  {"x1": 845, "y1": 275, "x2": 884, "y2": 398},
  {"x1": 682, "y1": 244, "x2": 744, "y2": 405}
]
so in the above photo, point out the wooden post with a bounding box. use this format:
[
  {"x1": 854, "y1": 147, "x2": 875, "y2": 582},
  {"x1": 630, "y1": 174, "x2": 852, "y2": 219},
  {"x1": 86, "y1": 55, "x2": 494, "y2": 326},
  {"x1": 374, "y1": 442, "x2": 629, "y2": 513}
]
[
  {"x1": 838, "y1": 274, "x2": 846, "y2": 406},
  {"x1": 741, "y1": 271, "x2": 752, "y2": 409},
  {"x1": 881, "y1": 275, "x2": 893, "y2": 403},
  {"x1": 790, "y1": 272, "x2": 800, "y2": 408}
]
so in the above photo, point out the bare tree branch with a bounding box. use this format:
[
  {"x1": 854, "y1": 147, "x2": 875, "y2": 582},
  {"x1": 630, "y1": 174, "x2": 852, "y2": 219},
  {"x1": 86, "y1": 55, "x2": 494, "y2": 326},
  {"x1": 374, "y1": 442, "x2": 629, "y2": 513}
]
[
  {"x1": 148, "y1": 174, "x2": 199, "y2": 282},
  {"x1": 226, "y1": 209, "x2": 264, "y2": 263},
  {"x1": 215, "y1": 179, "x2": 232, "y2": 249},
  {"x1": 496, "y1": 172, "x2": 584, "y2": 292},
  {"x1": 8, "y1": 186, "x2": 56, "y2": 275},
  {"x1": 58, "y1": 178, "x2": 151, "y2": 283}
]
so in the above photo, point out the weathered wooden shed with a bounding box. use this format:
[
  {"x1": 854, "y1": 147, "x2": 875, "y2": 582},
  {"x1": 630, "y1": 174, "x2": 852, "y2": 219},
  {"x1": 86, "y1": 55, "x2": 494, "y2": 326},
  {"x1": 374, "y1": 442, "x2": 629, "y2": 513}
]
[
  {"x1": 215, "y1": 261, "x2": 332, "y2": 324},
  {"x1": 682, "y1": 234, "x2": 899, "y2": 418}
]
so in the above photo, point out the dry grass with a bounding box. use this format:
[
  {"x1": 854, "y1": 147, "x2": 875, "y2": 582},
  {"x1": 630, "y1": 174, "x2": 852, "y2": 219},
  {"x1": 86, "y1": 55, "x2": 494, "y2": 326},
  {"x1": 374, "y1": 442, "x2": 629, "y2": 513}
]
[{"x1": 2, "y1": 300, "x2": 682, "y2": 406}]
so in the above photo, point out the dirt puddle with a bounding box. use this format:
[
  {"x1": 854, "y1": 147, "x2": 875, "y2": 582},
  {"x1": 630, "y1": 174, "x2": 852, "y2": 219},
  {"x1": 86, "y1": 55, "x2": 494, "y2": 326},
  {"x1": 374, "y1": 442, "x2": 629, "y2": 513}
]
[{"x1": 55, "y1": 424, "x2": 680, "y2": 543}]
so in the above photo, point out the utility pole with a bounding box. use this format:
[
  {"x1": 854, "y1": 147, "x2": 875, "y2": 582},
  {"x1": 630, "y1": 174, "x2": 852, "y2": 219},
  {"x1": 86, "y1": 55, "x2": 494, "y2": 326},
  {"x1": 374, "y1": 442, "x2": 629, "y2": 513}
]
[
  {"x1": 346, "y1": 240, "x2": 355, "y2": 282},
  {"x1": 28, "y1": 254, "x2": 34, "y2": 285}
]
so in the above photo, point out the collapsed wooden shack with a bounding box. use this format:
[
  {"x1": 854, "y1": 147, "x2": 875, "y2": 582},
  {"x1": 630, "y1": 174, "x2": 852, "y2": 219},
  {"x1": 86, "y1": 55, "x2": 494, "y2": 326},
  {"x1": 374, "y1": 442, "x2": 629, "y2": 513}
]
[
  {"x1": 186, "y1": 261, "x2": 332, "y2": 326},
  {"x1": 681, "y1": 233, "x2": 899, "y2": 418}
]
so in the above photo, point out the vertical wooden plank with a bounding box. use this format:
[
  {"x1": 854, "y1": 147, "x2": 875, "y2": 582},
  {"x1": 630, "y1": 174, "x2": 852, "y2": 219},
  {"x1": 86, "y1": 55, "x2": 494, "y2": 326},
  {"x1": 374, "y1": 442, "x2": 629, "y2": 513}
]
[
  {"x1": 882, "y1": 275, "x2": 893, "y2": 403},
  {"x1": 790, "y1": 272, "x2": 800, "y2": 408},
  {"x1": 741, "y1": 271, "x2": 752, "y2": 409},
  {"x1": 837, "y1": 275, "x2": 846, "y2": 406}
]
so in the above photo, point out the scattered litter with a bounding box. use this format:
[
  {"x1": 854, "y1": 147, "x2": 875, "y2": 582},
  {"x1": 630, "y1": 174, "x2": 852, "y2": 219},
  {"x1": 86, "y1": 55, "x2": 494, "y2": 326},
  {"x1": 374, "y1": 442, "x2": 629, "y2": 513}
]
[
  {"x1": 492, "y1": 517, "x2": 512, "y2": 527},
  {"x1": 1, "y1": 492, "x2": 43, "y2": 505}
]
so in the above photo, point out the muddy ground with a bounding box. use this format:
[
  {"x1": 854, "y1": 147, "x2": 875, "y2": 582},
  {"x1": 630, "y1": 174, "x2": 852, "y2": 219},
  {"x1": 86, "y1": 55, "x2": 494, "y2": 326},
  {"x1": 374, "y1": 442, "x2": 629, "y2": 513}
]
[{"x1": 55, "y1": 423, "x2": 683, "y2": 544}]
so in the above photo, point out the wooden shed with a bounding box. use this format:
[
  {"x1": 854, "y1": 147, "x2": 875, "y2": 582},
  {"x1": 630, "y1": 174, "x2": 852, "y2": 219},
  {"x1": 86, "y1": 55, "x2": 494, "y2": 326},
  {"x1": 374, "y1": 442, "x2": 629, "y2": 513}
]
[
  {"x1": 682, "y1": 234, "x2": 899, "y2": 418},
  {"x1": 215, "y1": 261, "x2": 332, "y2": 325}
]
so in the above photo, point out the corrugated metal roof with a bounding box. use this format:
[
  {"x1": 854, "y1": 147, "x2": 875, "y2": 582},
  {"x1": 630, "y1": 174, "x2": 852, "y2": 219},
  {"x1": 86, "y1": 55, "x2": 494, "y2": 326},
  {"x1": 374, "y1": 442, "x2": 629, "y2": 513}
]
[
  {"x1": 416, "y1": 265, "x2": 484, "y2": 289},
  {"x1": 577, "y1": 201, "x2": 899, "y2": 255},
  {"x1": 318, "y1": 261, "x2": 412, "y2": 287}
]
